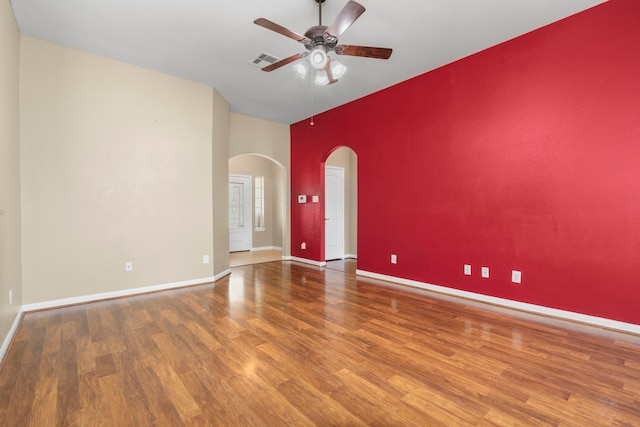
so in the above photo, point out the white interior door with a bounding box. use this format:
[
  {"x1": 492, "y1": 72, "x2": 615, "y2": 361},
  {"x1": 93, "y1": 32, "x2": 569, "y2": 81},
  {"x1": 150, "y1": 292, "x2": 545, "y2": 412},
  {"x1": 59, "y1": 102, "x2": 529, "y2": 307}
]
[
  {"x1": 229, "y1": 175, "x2": 252, "y2": 252},
  {"x1": 325, "y1": 166, "x2": 344, "y2": 261}
]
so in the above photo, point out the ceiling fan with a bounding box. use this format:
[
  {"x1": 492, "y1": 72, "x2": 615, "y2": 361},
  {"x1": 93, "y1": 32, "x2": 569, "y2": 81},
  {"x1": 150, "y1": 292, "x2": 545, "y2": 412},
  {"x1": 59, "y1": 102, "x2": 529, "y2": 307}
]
[{"x1": 254, "y1": 0, "x2": 392, "y2": 85}]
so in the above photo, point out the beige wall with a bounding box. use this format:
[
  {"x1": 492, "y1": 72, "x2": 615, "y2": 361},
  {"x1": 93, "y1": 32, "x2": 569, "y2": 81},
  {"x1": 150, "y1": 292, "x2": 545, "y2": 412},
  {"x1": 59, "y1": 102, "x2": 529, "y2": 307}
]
[
  {"x1": 273, "y1": 166, "x2": 286, "y2": 250},
  {"x1": 20, "y1": 36, "x2": 216, "y2": 304},
  {"x1": 0, "y1": 26, "x2": 286, "y2": 351},
  {"x1": 326, "y1": 147, "x2": 358, "y2": 257},
  {"x1": 229, "y1": 113, "x2": 290, "y2": 256},
  {"x1": 0, "y1": 27, "x2": 286, "y2": 351},
  {"x1": 229, "y1": 154, "x2": 285, "y2": 249},
  {"x1": 229, "y1": 113, "x2": 290, "y2": 166},
  {"x1": 212, "y1": 89, "x2": 230, "y2": 275},
  {"x1": 0, "y1": 0, "x2": 22, "y2": 345}
]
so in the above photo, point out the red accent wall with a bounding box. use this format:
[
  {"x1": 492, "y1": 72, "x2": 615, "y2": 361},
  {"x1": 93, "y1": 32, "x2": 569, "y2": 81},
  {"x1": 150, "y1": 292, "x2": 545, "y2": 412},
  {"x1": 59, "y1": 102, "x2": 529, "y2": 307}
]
[{"x1": 290, "y1": 0, "x2": 640, "y2": 325}]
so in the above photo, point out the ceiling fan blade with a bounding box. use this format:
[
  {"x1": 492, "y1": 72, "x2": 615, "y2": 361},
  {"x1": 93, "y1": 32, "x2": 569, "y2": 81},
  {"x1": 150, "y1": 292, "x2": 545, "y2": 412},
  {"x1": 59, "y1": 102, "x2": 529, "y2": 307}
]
[
  {"x1": 254, "y1": 18, "x2": 311, "y2": 45},
  {"x1": 261, "y1": 52, "x2": 308, "y2": 72},
  {"x1": 335, "y1": 45, "x2": 393, "y2": 59},
  {"x1": 325, "y1": 1, "x2": 366, "y2": 38}
]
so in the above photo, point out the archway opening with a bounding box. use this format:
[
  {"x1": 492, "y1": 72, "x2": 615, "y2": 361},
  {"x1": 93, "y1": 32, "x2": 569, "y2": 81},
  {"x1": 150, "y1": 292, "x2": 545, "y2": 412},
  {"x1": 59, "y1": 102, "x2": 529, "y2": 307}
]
[
  {"x1": 324, "y1": 146, "x2": 358, "y2": 273},
  {"x1": 228, "y1": 153, "x2": 286, "y2": 267}
]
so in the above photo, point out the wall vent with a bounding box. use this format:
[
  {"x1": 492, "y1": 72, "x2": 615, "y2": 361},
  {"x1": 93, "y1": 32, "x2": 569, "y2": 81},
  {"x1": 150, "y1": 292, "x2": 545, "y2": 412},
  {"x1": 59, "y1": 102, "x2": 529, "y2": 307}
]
[{"x1": 251, "y1": 52, "x2": 280, "y2": 67}]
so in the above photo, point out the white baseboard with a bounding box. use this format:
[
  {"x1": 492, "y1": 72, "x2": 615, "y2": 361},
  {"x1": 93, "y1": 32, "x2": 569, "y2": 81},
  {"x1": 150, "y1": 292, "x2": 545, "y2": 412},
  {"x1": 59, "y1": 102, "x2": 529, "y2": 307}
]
[
  {"x1": 344, "y1": 254, "x2": 357, "y2": 259},
  {"x1": 356, "y1": 269, "x2": 640, "y2": 335},
  {"x1": 214, "y1": 269, "x2": 231, "y2": 281},
  {"x1": 0, "y1": 308, "x2": 24, "y2": 365},
  {"x1": 289, "y1": 256, "x2": 327, "y2": 267},
  {"x1": 23, "y1": 276, "x2": 220, "y2": 312},
  {"x1": 251, "y1": 246, "x2": 283, "y2": 252}
]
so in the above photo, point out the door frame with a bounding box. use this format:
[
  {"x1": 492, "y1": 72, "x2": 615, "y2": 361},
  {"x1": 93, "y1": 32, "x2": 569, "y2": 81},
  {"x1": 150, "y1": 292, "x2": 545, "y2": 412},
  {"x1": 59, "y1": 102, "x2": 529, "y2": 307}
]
[{"x1": 325, "y1": 166, "x2": 345, "y2": 261}]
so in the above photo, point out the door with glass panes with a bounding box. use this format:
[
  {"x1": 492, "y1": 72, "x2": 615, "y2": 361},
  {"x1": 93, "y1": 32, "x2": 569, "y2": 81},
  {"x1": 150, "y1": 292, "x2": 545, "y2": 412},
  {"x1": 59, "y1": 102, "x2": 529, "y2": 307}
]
[{"x1": 229, "y1": 175, "x2": 252, "y2": 252}]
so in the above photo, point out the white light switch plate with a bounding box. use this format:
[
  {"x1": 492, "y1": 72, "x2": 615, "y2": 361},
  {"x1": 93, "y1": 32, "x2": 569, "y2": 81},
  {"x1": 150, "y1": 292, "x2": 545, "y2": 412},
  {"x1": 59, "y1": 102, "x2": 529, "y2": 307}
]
[
  {"x1": 512, "y1": 270, "x2": 522, "y2": 284},
  {"x1": 464, "y1": 264, "x2": 471, "y2": 275}
]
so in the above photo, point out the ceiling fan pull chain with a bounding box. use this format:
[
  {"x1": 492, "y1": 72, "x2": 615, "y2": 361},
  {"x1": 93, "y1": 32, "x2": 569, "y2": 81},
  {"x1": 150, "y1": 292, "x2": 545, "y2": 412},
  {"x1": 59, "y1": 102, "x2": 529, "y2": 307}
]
[{"x1": 310, "y1": 68, "x2": 315, "y2": 125}]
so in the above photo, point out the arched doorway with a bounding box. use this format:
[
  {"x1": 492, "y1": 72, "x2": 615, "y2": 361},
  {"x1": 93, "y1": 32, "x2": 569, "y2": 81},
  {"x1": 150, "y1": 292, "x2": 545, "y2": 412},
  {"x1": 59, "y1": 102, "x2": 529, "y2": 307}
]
[
  {"x1": 228, "y1": 154, "x2": 286, "y2": 267},
  {"x1": 324, "y1": 147, "x2": 357, "y2": 273}
]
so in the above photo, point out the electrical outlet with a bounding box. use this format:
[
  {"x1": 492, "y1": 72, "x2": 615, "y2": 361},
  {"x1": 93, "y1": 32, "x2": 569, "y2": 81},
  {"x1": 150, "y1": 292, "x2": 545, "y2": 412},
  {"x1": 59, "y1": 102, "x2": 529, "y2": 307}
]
[
  {"x1": 203, "y1": 255, "x2": 210, "y2": 264},
  {"x1": 512, "y1": 270, "x2": 522, "y2": 284},
  {"x1": 391, "y1": 254, "x2": 397, "y2": 264},
  {"x1": 125, "y1": 262, "x2": 133, "y2": 272},
  {"x1": 301, "y1": 242, "x2": 306, "y2": 250},
  {"x1": 481, "y1": 267, "x2": 489, "y2": 278},
  {"x1": 464, "y1": 264, "x2": 472, "y2": 275}
]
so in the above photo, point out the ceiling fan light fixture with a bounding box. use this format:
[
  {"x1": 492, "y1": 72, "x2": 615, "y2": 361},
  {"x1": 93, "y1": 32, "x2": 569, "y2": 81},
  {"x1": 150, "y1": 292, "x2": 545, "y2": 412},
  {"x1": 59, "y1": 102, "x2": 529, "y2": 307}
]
[
  {"x1": 309, "y1": 46, "x2": 328, "y2": 70},
  {"x1": 314, "y1": 70, "x2": 330, "y2": 85},
  {"x1": 293, "y1": 61, "x2": 309, "y2": 78},
  {"x1": 330, "y1": 59, "x2": 347, "y2": 79}
]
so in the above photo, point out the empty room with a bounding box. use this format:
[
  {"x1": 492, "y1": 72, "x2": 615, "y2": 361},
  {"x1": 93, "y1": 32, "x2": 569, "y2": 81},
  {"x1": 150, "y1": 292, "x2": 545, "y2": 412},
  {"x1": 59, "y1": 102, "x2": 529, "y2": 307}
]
[{"x1": 1, "y1": 0, "x2": 640, "y2": 425}]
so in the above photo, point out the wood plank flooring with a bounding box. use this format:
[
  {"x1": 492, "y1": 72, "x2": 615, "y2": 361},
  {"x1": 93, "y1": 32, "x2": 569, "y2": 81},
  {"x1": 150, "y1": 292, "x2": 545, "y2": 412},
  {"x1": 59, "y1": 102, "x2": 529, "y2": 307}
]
[
  {"x1": 1, "y1": 261, "x2": 640, "y2": 426},
  {"x1": 229, "y1": 250, "x2": 282, "y2": 267}
]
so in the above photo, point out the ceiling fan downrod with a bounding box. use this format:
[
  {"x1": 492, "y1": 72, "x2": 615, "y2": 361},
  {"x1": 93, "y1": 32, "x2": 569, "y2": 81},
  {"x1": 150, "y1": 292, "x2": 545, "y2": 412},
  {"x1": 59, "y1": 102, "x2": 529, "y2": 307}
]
[{"x1": 316, "y1": 0, "x2": 326, "y2": 26}]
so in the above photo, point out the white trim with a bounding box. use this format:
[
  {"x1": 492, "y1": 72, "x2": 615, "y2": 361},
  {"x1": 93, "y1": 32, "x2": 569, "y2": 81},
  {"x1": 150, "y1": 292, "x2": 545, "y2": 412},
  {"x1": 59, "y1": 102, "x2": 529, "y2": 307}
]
[
  {"x1": 214, "y1": 269, "x2": 232, "y2": 281},
  {"x1": 0, "y1": 308, "x2": 24, "y2": 365},
  {"x1": 356, "y1": 269, "x2": 640, "y2": 335},
  {"x1": 344, "y1": 254, "x2": 357, "y2": 259},
  {"x1": 23, "y1": 276, "x2": 219, "y2": 312},
  {"x1": 251, "y1": 246, "x2": 283, "y2": 252},
  {"x1": 324, "y1": 165, "x2": 345, "y2": 262},
  {"x1": 290, "y1": 256, "x2": 327, "y2": 267}
]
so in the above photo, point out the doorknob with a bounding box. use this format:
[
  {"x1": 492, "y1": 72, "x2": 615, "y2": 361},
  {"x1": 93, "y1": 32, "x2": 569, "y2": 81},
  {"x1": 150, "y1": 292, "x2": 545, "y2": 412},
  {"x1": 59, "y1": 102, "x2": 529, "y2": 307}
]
[{"x1": 325, "y1": 218, "x2": 329, "y2": 221}]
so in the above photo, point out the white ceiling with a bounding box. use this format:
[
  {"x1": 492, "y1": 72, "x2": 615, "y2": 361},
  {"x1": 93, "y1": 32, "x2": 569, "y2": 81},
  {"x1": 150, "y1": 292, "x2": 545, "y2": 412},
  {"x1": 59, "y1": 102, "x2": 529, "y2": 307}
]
[{"x1": 11, "y1": 0, "x2": 606, "y2": 124}]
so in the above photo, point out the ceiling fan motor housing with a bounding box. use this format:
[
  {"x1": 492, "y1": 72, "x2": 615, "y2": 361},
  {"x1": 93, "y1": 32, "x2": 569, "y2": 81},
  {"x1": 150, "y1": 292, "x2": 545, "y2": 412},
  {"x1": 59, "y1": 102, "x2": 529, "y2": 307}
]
[{"x1": 304, "y1": 26, "x2": 338, "y2": 50}]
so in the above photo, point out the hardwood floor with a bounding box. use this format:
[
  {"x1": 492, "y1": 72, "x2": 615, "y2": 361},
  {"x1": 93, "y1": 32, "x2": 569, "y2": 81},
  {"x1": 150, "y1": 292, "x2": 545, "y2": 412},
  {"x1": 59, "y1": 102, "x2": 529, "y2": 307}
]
[
  {"x1": 325, "y1": 258, "x2": 357, "y2": 275},
  {"x1": 2, "y1": 261, "x2": 640, "y2": 426},
  {"x1": 229, "y1": 249, "x2": 282, "y2": 267}
]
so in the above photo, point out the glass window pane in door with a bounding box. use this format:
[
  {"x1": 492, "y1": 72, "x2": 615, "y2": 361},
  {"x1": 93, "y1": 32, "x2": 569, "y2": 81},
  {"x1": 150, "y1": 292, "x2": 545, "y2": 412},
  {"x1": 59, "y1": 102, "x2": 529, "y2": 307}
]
[{"x1": 229, "y1": 182, "x2": 244, "y2": 228}]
